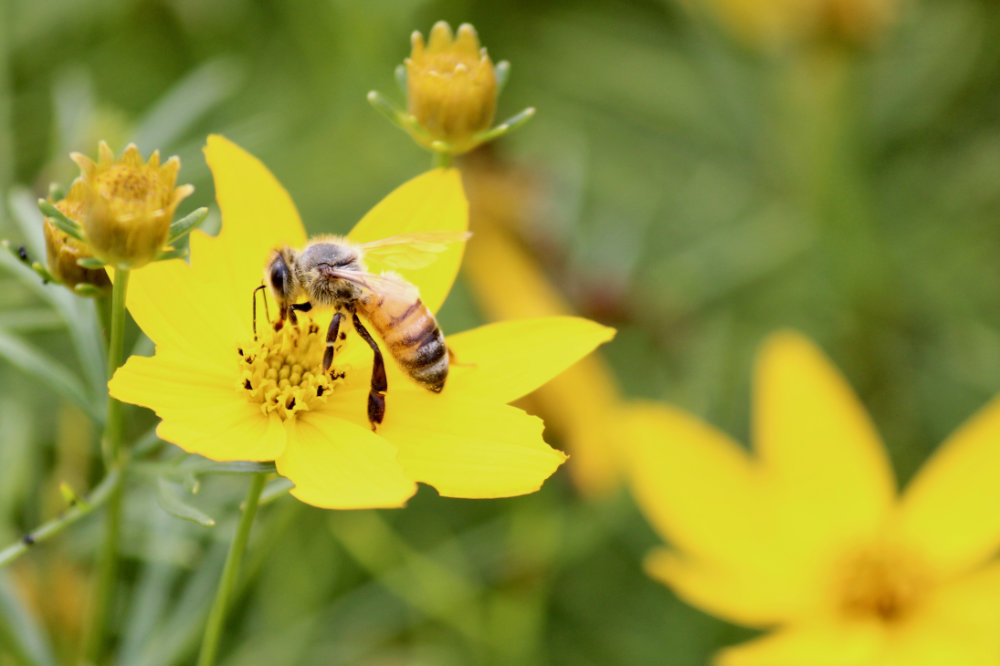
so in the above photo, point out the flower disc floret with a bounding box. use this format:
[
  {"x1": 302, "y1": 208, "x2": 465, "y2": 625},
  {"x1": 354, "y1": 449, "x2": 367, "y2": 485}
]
[
  {"x1": 238, "y1": 320, "x2": 344, "y2": 420},
  {"x1": 71, "y1": 141, "x2": 194, "y2": 269}
]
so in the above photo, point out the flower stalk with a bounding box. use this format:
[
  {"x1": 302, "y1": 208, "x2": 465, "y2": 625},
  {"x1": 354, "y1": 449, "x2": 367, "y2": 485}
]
[
  {"x1": 197, "y1": 472, "x2": 268, "y2": 666},
  {"x1": 82, "y1": 267, "x2": 130, "y2": 664}
]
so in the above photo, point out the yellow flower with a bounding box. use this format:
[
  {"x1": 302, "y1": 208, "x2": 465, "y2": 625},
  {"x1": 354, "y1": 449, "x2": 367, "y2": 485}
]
[
  {"x1": 461, "y1": 156, "x2": 624, "y2": 496},
  {"x1": 70, "y1": 141, "x2": 194, "y2": 269},
  {"x1": 623, "y1": 331, "x2": 1000, "y2": 665},
  {"x1": 42, "y1": 181, "x2": 112, "y2": 292},
  {"x1": 406, "y1": 21, "x2": 497, "y2": 154},
  {"x1": 687, "y1": 0, "x2": 900, "y2": 49},
  {"x1": 109, "y1": 135, "x2": 614, "y2": 509}
]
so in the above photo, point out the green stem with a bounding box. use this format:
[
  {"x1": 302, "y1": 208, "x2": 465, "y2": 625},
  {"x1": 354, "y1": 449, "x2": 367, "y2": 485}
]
[
  {"x1": 197, "y1": 472, "x2": 268, "y2": 666},
  {"x1": 0, "y1": 0, "x2": 12, "y2": 213},
  {"x1": 83, "y1": 268, "x2": 130, "y2": 664},
  {"x1": 0, "y1": 469, "x2": 121, "y2": 569},
  {"x1": 433, "y1": 151, "x2": 453, "y2": 169}
]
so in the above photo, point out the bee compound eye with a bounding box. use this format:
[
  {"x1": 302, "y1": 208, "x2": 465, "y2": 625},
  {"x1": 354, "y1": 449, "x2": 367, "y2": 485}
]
[{"x1": 269, "y1": 258, "x2": 289, "y2": 295}]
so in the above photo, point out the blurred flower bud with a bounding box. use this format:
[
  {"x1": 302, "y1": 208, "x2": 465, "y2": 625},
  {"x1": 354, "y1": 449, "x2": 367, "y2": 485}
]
[
  {"x1": 690, "y1": 0, "x2": 900, "y2": 50},
  {"x1": 42, "y1": 181, "x2": 111, "y2": 293},
  {"x1": 70, "y1": 142, "x2": 194, "y2": 269},
  {"x1": 406, "y1": 22, "x2": 497, "y2": 154}
]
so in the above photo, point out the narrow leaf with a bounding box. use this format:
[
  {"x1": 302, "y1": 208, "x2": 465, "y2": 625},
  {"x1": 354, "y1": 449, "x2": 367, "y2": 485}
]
[
  {"x1": 167, "y1": 207, "x2": 208, "y2": 244},
  {"x1": 156, "y1": 479, "x2": 215, "y2": 527}
]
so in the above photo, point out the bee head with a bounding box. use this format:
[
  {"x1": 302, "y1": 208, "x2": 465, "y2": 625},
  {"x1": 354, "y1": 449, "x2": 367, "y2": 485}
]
[{"x1": 265, "y1": 247, "x2": 299, "y2": 316}]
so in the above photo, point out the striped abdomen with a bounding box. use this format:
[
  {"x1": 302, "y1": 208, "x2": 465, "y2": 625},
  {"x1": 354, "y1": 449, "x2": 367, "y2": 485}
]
[{"x1": 359, "y1": 295, "x2": 448, "y2": 392}]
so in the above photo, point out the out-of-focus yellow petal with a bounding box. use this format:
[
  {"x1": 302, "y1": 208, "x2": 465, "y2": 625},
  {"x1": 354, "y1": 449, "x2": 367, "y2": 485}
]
[
  {"x1": 646, "y1": 550, "x2": 811, "y2": 628},
  {"x1": 380, "y1": 391, "x2": 566, "y2": 498},
  {"x1": 278, "y1": 411, "x2": 416, "y2": 509},
  {"x1": 444, "y1": 317, "x2": 615, "y2": 403},
  {"x1": 754, "y1": 332, "x2": 895, "y2": 548},
  {"x1": 463, "y1": 225, "x2": 622, "y2": 495},
  {"x1": 896, "y1": 397, "x2": 1000, "y2": 577},
  {"x1": 714, "y1": 624, "x2": 884, "y2": 666},
  {"x1": 623, "y1": 402, "x2": 763, "y2": 563},
  {"x1": 110, "y1": 352, "x2": 286, "y2": 461},
  {"x1": 347, "y1": 168, "x2": 467, "y2": 314}
]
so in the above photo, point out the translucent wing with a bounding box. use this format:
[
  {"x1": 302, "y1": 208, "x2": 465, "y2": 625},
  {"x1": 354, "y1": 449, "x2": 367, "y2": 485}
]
[
  {"x1": 321, "y1": 267, "x2": 420, "y2": 302},
  {"x1": 357, "y1": 230, "x2": 471, "y2": 270}
]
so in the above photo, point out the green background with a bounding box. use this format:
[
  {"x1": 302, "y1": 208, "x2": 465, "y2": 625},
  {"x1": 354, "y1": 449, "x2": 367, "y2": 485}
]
[{"x1": 1, "y1": 0, "x2": 999, "y2": 663}]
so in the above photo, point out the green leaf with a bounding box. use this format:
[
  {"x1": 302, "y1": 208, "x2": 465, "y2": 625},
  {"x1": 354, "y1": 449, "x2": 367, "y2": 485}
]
[
  {"x1": 175, "y1": 457, "x2": 276, "y2": 476},
  {"x1": 259, "y1": 476, "x2": 294, "y2": 506},
  {"x1": 37, "y1": 199, "x2": 85, "y2": 241},
  {"x1": 155, "y1": 479, "x2": 216, "y2": 527},
  {"x1": 167, "y1": 207, "x2": 209, "y2": 244},
  {"x1": 0, "y1": 328, "x2": 102, "y2": 423}
]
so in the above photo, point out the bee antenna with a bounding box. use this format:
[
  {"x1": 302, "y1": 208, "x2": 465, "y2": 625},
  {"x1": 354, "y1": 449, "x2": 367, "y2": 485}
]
[{"x1": 252, "y1": 284, "x2": 270, "y2": 339}]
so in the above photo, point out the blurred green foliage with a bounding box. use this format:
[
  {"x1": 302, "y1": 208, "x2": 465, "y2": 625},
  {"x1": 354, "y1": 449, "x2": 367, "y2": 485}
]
[{"x1": 2, "y1": 0, "x2": 1000, "y2": 664}]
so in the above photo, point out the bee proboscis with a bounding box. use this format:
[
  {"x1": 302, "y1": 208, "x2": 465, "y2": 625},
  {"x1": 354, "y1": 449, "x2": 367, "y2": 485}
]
[{"x1": 259, "y1": 230, "x2": 469, "y2": 428}]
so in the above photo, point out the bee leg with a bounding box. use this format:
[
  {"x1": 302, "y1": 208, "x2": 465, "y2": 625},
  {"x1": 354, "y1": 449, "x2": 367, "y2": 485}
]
[
  {"x1": 323, "y1": 311, "x2": 343, "y2": 373},
  {"x1": 352, "y1": 312, "x2": 387, "y2": 429},
  {"x1": 252, "y1": 284, "x2": 268, "y2": 340}
]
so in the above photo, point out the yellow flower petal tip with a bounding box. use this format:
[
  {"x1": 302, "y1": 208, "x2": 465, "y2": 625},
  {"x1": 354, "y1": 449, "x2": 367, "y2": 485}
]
[
  {"x1": 116, "y1": 136, "x2": 587, "y2": 509},
  {"x1": 70, "y1": 141, "x2": 193, "y2": 269},
  {"x1": 625, "y1": 331, "x2": 1000, "y2": 664}
]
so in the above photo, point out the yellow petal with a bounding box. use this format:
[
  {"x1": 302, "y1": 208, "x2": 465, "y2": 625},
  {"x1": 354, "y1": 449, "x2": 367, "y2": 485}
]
[
  {"x1": 645, "y1": 550, "x2": 808, "y2": 628},
  {"x1": 201, "y1": 134, "x2": 308, "y2": 304},
  {"x1": 463, "y1": 224, "x2": 624, "y2": 495},
  {"x1": 714, "y1": 624, "x2": 884, "y2": 666},
  {"x1": 278, "y1": 411, "x2": 416, "y2": 509},
  {"x1": 379, "y1": 392, "x2": 566, "y2": 498},
  {"x1": 347, "y1": 169, "x2": 467, "y2": 314},
  {"x1": 753, "y1": 331, "x2": 895, "y2": 547},
  {"x1": 121, "y1": 260, "x2": 243, "y2": 360},
  {"x1": 623, "y1": 402, "x2": 763, "y2": 564},
  {"x1": 897, "y1": 396, "x2": 1000, "y2": 576},
  {"x1": 110, "y1": 352, "x2": 285, "y2": 461},
  {"x1": 444, "y1": 317, "x2": 615, "y2": 403}
]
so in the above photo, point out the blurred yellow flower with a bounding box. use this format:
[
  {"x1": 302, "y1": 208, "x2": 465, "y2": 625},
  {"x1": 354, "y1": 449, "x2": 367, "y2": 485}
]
[
  {"x1": 70, "y1": 141, "x2": 193, "y2": 269},
  {"x1": 109, "y1": 135, "x2": 613, "y2": 509},
  {"x1": 42, "y1": 180, "x2": 111, "y2": 292},
  {"x1": 462, "y1": 155, "x2": 624, "y2": 496},
  {"x1": 406, "y1": 21, "x2": 497, "y2": 154},
  {"x1": 686, "y1": 0, "x2": 901, "y2": 48},
  {"x1": 623, "y1": 331, "x2": 1000, "y2": 665}
]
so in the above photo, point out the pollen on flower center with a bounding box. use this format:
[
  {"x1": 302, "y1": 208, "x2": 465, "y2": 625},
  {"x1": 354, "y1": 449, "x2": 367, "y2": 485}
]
[
  {"x1": 237, "y1": 320, "x2": 344, "y2": 420},
  {"x1": 836, "y1": 547, "x2": 928, "y2": 623}
]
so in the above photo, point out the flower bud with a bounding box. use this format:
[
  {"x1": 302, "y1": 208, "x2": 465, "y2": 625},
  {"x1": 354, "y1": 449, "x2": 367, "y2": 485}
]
[
  {"x1": 70, "y1": 142, "x2": 194, "y2": 269},
  {"x1": 406, "y1": 22, "x2": 497, "y2": 154},
  {"x1": 42, "y1": 181, "x2": 111, "y2": 292}
]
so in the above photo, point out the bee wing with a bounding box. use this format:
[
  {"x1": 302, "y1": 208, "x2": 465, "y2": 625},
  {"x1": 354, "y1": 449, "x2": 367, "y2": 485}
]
[
  {"x1": 357, "y1": 230, "x2": 471, "y2": 270},
  {"x1": 322, "y1": 267, "x2": 420, "y2": 302}
]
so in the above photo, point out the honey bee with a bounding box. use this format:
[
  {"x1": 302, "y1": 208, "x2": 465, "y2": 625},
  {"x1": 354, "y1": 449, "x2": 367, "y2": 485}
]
[{"x1": 257, "y1": 230, "x2": 470, "y2": 428}]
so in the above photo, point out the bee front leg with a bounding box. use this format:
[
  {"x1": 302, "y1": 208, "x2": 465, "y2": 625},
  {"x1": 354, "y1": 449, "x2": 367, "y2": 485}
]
[
  {"x1": 351, "y1": 312, "x2": 387, "y2": 429},
  {"x1": 323, "y1": 311, "x2": 343, "y2": 373}
]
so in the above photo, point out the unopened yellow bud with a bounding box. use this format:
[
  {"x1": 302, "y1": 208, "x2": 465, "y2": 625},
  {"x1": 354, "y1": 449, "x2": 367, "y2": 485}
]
[
  {"x1": 42, "y1": 181, "x2": 111, "y2": 293},
  {"x1": 70, "y1": 141, "x2": 194, "y2": 269},
  {"x1": 406, "y1": 22, "x2": 497, "y2": 154}
]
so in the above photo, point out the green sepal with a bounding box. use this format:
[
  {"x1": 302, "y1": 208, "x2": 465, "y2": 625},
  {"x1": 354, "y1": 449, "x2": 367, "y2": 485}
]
[
  {"x1": 260, "y1": 477, "x2": 294, "y2": 506},
  {"x1": 48, "y1": 183, "x2": 66, "y2": 202},
  {"x1": 76, "y1": 257, "x2": 106, "y2": 269},
  {"x1": 471, "y1": 106, "x2": 536, "y2": 146},
  {"x1": 167, "y1": 207, "x2": 209, "y2": 244},
  {"x1": 156, "y1": 478, "x2": 216, "y2": 527},
  {"x1": 495, "y1": 60, "x2": 511, "y2": 94},
  {"x1": 367, "y1": 90, "x2": 434, "y2": 144},
  {"x1": 73, "y1": 283, "x2": 105, "y2": 298},
  {"x1": 37, "y1": 200, "x2": 85, "y2": 241},
  {"x1": 395, "y1": 64, "x2": 408, "y2": 94}
]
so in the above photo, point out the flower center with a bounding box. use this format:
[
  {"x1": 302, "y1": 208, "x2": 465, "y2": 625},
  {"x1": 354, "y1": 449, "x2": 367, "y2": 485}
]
[
  {"x1": 836, "y1": 547, "x2": 928, "y2": 623},
  {"x1": 237, "y1": 320, "x2": 343, "y2": 420}
]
